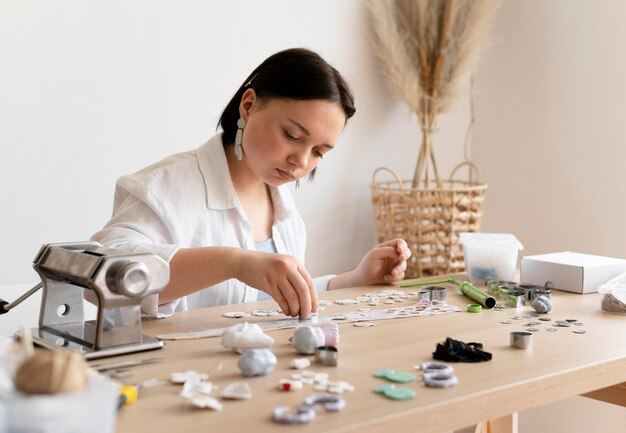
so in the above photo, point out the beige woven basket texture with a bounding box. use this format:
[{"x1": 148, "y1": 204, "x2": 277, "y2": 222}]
[{"x1": 370, "y1": 162, "x2": 488, "y2": 278}]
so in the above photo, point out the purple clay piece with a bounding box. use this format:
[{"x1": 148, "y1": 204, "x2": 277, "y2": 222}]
[{"x1": 319, "y1": 323, "x2": 339, "y2": 347}]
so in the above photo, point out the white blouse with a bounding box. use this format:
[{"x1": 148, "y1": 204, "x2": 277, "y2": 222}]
[{"x1": 91, "y1": 133, "x2": 333, "y2": 318}]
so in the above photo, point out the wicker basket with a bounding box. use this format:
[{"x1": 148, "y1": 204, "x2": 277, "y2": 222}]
[{"x1": 370, "y1": 162, "x2": 488, "y2": 278}]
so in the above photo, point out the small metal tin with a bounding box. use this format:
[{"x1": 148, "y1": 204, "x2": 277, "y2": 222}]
[
  {"x1": 530, "y1": 288, "x2": 551, "y2": 301},
  {"x1": 422, "y1": 286, "x2": 447, "y2": 303},
  {"x1": 487, "y1": 280, "x2": 518, "y2": 295},
  {"x1": 314, "y1": 345, "x2": 338, "y2": 367},
  {"x1": 510, "y1": 331, "x2": 533, "y2": 349},
  {"x1": 416, "y1": 291, "x2": 431, "y2": 302},
  {"x1": 499, "y1": 288, "x2": 526, "y2": 308},
  {"x1": 520, "y1": 284, "x2": 551, "y2": 301}
]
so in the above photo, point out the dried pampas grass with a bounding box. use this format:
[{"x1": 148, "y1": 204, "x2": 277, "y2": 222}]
[{"x1": 367, "y1": 0, "x2": 500, "y2": 188}]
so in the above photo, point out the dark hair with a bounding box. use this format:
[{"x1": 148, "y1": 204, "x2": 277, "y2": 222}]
[{"x1": 218, "y1": 48, "x2": 356, "y2": 146}]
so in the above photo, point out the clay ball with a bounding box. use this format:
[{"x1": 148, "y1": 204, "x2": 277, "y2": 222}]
[
  {"x1": 291, "y1": 326, "x2": 325, "y2": 355},
  {"x1": 14, "y1": 350, "x2": 88, "y2": 395},
  {"x1": 221, "y1": 322, "x2": 274, "y2": 351},
  {"x1": 237, "y1": 349, "x2": 277, "y2": 377},
  {"x1": 531, "y1": 295, "x2": 552, "y2": 314}
]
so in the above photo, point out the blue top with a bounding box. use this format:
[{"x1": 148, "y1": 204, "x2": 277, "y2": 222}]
[{"x1": 255, "y1": 238, "x2": 278, "y2": 300}]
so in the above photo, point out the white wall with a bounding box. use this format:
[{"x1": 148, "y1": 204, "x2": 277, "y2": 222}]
[
  {"x1": 473, "y1": 0, "x2": 626, "y2": 431},
  {"x1": 0, "y1": 1, "x2": 468, "y2": 333},
  {"x1": 474, "y1": 0, "x2": 626, "y2": 258}
]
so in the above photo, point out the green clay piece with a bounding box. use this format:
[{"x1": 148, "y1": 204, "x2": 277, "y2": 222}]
[
  {"x1": 374, "y1": 384, "x2": 395, "y2": 394},
  {"x1": 383, "y1": 387, "x2": 416, "y2": 400},
  {"x1": 385, "y1": 371, "x2": 416, "y2": 383},
  {"x1": 374, "y1": 369, "x2": 394, "y2": 378}
]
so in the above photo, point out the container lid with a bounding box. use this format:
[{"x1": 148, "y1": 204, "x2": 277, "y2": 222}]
[
  {"x1": 598, "y1": 270, "x2": 626, "y2": 294},
  {"x1": 459, "y1": 233, "x2": 524, "y2": 250}
]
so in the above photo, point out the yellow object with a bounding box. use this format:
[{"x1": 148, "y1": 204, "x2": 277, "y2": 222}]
[
  {"x1": 119, "y1": 385, "x2": 138, "y2": 405},
  {"x1": 117, "y1": 378, "x2": 167, "y2": 409}
]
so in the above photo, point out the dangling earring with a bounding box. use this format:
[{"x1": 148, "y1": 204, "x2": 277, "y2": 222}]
[{"x1": 234, "y1": 117, "x2": 246, "y2": 161}]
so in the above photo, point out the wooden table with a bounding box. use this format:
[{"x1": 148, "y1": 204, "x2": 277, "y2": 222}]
[{"x1": 110, "y1": 278, "x2": 626, "y2": 433}]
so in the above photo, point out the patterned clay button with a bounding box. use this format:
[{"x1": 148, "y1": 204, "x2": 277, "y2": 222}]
[
  {"x1": 353, "y1": 322, "x2": 375, "y2": 327},
  {"x1": 252, "y1": 309, "x2": 279, "y2": 317},
  {"x1": 572, "y1": 329, "x2": 586, "y2": 334},
  {"x1": 335, "y1": 299, "x2": 358, "y2": 305},
  {"x1": 278, "y1": 379, "x2": 303, "y2": 391},
  {"x1": 223, "y1": 311, "x2": 251, "y2": 318}
]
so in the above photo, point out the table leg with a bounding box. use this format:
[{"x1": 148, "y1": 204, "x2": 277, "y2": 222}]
[
  {"x1": 452, "y1": 413, "x2": 518, "y2": 433},
  {"x1": 490, "y1": 413, "x2": 518, "y2": 433}
]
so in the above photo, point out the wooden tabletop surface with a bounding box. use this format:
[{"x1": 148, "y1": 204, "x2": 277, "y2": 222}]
[{"x1": 108, "y1": 277, "x2": 626, "y2": 433}]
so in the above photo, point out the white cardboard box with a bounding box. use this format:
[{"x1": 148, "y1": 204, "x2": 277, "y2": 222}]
[{"x1": 520, "y1": 251, "x2": 626, "y2": 294}]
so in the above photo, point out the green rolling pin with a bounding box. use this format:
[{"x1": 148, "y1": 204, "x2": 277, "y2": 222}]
[{"x1": 400, "y1": 277, "x2": 496, "y2": 309}]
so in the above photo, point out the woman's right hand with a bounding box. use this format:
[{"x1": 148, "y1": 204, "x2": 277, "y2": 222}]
[{"x1": 235, "y1": 250, "x2": 317, "y2": 318}]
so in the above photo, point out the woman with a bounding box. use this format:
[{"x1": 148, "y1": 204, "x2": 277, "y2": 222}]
[{"x1": 91, "y1": 48, "x2": 411, "y2": 319}]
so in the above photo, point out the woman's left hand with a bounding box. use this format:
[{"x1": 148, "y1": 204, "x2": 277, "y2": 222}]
[{"x1": 353, "y1": 239, "x2": 411, "y2": 285}]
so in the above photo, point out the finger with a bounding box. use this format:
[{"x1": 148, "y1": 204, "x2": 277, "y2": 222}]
[
  {"x1": 287, "y1": 269, "x2": 312, "y2": 319},
  {"x1": 391, "y1": 260, "x2": 408, "y2": 275},
  {"x1": 297, "y1": 263, "x2": 318, "y2": 313},
  {"x1": 278, "y1": 279, "x2": 301, "y2": 317},
  {"x1": 377, "y1": 238, "x2": 403, "y2": 247},
  {"x1": 402, "y1": 249, "x2": 412, "y2": 261},
  {"x1": 394, "y1": 241, "x2": 411, "y2": 262},
  {"x1": 395, "y1": 240, "x2": 410, "y2": 257},
  {"x1": 368, "y1": 246, "x2": 401, "y2": 260},
  {"x1": 377, "y1": 238, "x2": 408, "y2": 251},
  {"x1": 384, "y1": 271, "x2": 405, "y2": 282},
  {"x1": 268, "y1": 288, "x2": 291, "y2": 317}
]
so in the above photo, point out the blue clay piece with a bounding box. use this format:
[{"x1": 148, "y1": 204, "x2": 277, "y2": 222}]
[
  {"x1": 470, "y1": 267, "x2": 496, "y2": 281},
  {"x1": 237, "y1": 348, "x2": 277, "y2": 377}
]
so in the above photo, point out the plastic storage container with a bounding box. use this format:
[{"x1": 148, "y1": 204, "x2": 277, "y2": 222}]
[
  {"x1": 598, "y1": 271, "x2": 626, "y2": 314},
  {"x1": 460, "y1": 233, "x2": 524, "y2": 285}
]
